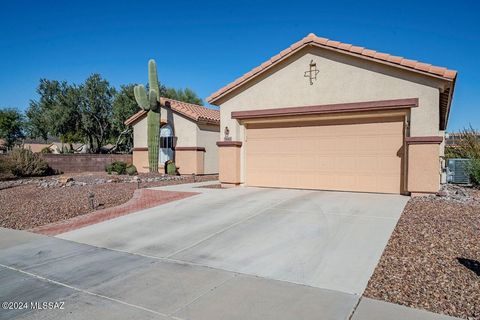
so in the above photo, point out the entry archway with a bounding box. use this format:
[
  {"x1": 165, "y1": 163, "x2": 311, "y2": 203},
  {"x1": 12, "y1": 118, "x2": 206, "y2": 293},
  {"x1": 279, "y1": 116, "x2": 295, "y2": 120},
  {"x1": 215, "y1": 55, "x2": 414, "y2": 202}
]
[{"x1": 160, "y1": 124, "x2": 174, "y2": 165}]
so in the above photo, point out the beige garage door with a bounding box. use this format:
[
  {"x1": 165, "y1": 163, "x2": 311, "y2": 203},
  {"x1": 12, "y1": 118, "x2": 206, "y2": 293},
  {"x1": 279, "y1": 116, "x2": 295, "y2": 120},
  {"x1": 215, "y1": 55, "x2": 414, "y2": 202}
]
[{"x1": 246, "y1": 116, "x2": 405, "y2": 194}]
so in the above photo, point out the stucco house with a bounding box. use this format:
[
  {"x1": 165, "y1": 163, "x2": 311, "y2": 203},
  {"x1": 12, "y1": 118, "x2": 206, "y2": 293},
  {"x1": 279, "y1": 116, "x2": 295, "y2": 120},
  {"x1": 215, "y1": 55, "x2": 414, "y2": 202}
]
[
  {"x1": 22, "y1": 143, "x2": 54, "y2": 153},
  {"x1": 126, "y1": 97, "x2": 220, "y2": 174},
  {"x1": 208, "y1": 33, "x2": 457, "y2": 195},
  {"x1": 0, "y1": 139, "x2": 6, "y2": 154}
]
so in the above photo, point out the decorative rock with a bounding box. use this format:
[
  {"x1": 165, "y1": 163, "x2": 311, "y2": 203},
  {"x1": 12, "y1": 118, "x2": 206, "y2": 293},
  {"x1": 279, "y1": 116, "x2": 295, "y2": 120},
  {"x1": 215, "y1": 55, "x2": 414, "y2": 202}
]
[{"x1": 58, "y1": 176, "x2": 74, "y2": 185}]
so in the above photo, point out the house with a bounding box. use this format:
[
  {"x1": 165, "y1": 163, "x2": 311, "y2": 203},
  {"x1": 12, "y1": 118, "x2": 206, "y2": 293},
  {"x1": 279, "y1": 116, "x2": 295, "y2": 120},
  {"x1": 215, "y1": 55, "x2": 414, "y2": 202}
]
[
  {"x1": 208, "y1": 33, "x2": 457, "y2": 195},
  {"x1": 20, "y1": 141, "x2": 88, "y2": 154},
  {"x1": 22, "y1": 143, "x2": 53, "y2": 153},
  {"x1": 22, "y1": 142, "x2": 65, "y2": 154},
  {"x1": 0, "y1": 139, "x2": 6, "y2": 154},
  {"x1": 445, "y1": 131, "x2": 480, "y2": 147},
  {"x1": 125, "y1": 97, "x2": 220, "y2": 174},
  {"x1": 99, "y1": 143, "x2": 115, "y2": 153},
  {"x1": 71, "y1": 143, "x2": 88, "y2": 153}
]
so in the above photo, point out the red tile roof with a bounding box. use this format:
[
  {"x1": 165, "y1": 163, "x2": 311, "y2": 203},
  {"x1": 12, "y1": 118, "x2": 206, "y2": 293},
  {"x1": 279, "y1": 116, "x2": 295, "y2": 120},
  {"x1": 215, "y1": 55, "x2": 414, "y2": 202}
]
[
  {"x1": 125, "y1": 97, "x2": 220, "y2": 126},
  {"x1": 124, "y1": 110, "x2": 147, "y2": 126},
  {"x1": 207, "y1": 33, "x2": 457, "y2": 104}
]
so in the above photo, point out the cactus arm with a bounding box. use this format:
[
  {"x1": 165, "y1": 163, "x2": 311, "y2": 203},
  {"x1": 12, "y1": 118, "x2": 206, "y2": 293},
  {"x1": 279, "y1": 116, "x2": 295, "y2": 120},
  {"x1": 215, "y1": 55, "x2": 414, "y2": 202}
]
[
  {"x1": 134, "y1": 85, "x2": 150, "y2": 110},
  {"x1": 148, "y1": 59, "x2": 159, "y2": 99}
]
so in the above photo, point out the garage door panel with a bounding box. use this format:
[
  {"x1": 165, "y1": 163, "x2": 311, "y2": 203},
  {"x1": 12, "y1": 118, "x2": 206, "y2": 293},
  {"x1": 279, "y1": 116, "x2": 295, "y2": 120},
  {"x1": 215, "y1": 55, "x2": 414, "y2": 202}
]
[{"x1": 246, "y1": 118, "x2": 404, "y2": 194}]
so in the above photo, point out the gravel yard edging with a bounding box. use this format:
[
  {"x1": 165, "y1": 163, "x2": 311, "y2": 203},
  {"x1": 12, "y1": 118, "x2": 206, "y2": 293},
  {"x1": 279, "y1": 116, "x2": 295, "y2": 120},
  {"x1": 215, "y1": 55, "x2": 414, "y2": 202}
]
[
  {"x1": 0, "y1": 173, "x2": 218, "y2": 230},
  {"x1": 29, "y1": 189, "x2": 199, "y2": 236},
  {"x1": 364, "y1": 186, "x2": 480, "y2": 320}
]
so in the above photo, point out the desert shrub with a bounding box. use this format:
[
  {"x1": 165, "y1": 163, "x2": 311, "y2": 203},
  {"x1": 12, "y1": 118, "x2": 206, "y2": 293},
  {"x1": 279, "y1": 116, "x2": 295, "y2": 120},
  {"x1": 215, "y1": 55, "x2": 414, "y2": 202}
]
[
  {"x1": 0, "y1": 155, "x2": 11, "y2": 172},
  {"x1": 112, "y1": 161, "x2": 127, "y2": 174},
  {"x1": 467, "y1": 158, "x2": 480, "y2": 186},
  {"x1": 446, "y1": 126, "x2": 480, "y2": 159},
  {"x1": 445, "y1": 145, "x2": 464, "y2": 159},
  {"x1": 106, "y1": 161, "x2": 127, "y2": 175},
  {"x1": 125, "y1": 164, "x2": 137, "y2": 176},
  {"x1": 446, "y1": 126, "x2": 480, "y2": 185},
  {"x1": 0, "y1": 155, "x2": 13, "y2": 179},
  {"x1": 166, "y1": 160, "x2": 177, "y2": 175},
  {"x1": 7, "y1": 148, "x2": 52, "y2": 177}
]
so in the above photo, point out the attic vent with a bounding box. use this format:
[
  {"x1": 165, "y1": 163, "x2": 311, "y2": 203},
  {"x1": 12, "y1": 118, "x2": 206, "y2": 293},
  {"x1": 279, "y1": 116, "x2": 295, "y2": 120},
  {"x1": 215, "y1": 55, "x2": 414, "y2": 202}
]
[{"x1": 447, "y1": 158, "x2": 471, "y2": 184}]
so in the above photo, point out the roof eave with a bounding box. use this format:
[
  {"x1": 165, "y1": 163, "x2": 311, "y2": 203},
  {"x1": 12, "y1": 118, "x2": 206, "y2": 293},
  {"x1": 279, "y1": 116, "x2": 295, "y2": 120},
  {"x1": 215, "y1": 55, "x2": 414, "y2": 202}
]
[
  {"x1": 441, "y1": 76, "x2": 457, "y2": 130},
  {"x1": 207, "y1": 38, "x2": 457, "y2": 106}
]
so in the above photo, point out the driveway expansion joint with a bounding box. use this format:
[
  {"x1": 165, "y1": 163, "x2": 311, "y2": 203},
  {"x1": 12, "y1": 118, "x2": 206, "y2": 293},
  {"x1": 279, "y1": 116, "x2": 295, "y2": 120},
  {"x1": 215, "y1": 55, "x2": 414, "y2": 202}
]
[
  {"x1": 167, "y1": 274, "x2": 239, "y2": 316},
  {"x1": 348, "y1": 296, "x2": 363, "y2": 320},
  {"x1": 0, "y1": 262, "x2": 170, "y2": 318}
]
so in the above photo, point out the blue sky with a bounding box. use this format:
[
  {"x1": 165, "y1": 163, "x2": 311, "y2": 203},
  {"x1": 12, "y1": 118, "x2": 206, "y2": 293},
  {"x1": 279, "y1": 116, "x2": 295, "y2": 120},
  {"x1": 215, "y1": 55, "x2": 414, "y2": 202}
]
[{"x1": 0, "y1": 0, "x2": 478, "y2": 131}]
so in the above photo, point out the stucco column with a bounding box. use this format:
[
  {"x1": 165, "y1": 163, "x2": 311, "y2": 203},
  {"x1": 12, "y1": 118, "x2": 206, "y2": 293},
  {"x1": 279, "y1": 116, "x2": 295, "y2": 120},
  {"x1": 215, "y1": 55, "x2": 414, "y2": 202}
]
[
  {"x1": 175, "y1": 147, "x2": 205, "y2": 175},
  {"x1": 216, "y1": 141, "x2": 242, "y2": 186},
  {"x1": 406, "y1": 136, "x2": 443, "y2": 195}
]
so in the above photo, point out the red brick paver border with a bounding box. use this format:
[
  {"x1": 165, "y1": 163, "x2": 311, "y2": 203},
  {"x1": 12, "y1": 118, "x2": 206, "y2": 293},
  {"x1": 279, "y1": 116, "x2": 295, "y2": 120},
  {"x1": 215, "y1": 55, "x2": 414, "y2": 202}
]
[{"x1": 30, "y1": 189, "x2": 199, "y2": 236}]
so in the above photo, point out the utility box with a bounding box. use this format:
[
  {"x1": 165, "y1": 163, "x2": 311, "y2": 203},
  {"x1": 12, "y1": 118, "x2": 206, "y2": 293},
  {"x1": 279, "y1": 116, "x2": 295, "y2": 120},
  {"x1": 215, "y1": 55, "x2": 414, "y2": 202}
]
[{"x1": 447, "y1": 158, "x2": 471, "y2": 184}]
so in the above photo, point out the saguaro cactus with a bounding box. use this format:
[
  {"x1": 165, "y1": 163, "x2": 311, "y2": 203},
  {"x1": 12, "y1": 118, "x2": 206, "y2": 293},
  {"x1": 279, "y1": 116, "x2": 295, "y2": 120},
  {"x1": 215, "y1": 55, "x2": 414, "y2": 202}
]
[{"x1": 134, "y1": 59, "x2": 161, "y2": 172}]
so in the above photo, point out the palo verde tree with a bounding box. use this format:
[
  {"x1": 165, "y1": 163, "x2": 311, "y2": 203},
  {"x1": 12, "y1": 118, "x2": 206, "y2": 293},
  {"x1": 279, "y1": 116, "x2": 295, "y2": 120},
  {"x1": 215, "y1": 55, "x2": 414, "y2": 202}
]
[
  {"x1": 78, "y1": 74, "x2": 116, "y2": 153},
  {"x1": 0, "y1": 108, "x2": 25, "y2": 149},
  {"x1": 164, "y1": 87, "x2": 203, "y2": 105},
  {"x1": 111, "y1": 84, "x2": 139, "y2": 152},
  {"x1": 26, "y1": 79, "x2": 82, "y2": 146},
  {"x1": 134, "y1": 59, "x2": 161, "y2": 172}
]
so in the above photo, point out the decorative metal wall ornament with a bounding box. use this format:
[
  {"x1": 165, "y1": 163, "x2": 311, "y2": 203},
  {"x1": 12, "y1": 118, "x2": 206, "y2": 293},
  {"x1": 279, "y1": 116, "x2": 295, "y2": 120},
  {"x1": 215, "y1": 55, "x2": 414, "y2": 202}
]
[
  {"x1": 224, "y1": 126, "x2": 231, "y2": 141},
  {"x1": 304, "y1": 59, "x2": 319, "y2": 85}
]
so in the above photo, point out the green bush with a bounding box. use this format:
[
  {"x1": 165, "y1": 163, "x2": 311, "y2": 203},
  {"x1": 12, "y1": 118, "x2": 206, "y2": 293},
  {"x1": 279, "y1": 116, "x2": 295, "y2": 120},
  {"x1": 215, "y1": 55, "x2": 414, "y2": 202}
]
[
  {"x1": 0, "y1": 155, "x2": 13, "y2": 179},
  {"x1": 8, "y1": 148, "x2": 52, "y2": 177},
  {"x1": 166, "y1": 160, "x2": 177, "y2": 175},
  {"x1": 467, "y1": 158, "x2": 480, "y2": 186},
  {"x1": 445, "y1": 126, "x2": 480, "y2": 186},
  {"x1": 126, "y1": 164, "x2": 137, "y2": 176},
  {"x1": 106, "y1": 161, "x2": 127, "y2": 175},
  {"x1": 445, "y1": 126, "x2": 480, "y2": 159}
]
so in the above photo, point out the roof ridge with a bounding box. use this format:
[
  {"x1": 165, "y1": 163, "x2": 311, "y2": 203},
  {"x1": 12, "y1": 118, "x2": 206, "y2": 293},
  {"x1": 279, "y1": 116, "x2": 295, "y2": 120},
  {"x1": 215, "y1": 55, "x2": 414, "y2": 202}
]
[
  {"x1": 125, "y1": 97, "x2": 220, "y2": 126},
  {"x1": 160, "y1": 96, "x2": 208, "y2": 110},
  {"x1": 207, "y1": 33, "x2": 457, "y2": 104}
]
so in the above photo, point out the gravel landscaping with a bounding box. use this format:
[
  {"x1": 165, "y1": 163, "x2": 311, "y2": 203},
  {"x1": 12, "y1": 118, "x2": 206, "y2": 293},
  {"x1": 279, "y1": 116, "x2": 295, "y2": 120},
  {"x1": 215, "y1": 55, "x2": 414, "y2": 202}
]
[
  {"x1": 0, "y1": 172, "x2": 217, "y2": 230},
  {"x1": 365, "y1": 185, "x2": 480, "y2": 320}
]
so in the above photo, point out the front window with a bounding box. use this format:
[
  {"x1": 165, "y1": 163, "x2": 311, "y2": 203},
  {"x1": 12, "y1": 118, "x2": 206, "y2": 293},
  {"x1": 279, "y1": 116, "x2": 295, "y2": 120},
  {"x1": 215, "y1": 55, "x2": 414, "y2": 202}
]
[{"x1": 160, "y1": 136, "x2": 174, "y2": 149}]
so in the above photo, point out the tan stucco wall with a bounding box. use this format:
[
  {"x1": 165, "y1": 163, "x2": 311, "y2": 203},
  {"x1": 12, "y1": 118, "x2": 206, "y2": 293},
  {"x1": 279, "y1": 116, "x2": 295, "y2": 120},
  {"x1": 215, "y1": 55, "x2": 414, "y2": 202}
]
[
  {"x1": 133, "y1": 107, "x2": 199, "y2": 149},
  {"x1": 407, "y1": 143, "x2": 441, "y2": 193},
  {"x1": 176, "y1": 150, "x2": 204, "y2": 175},
  {"x1": 218, "y1": 145, "x2": 241, "y2": 184},
  {"x1": 216, "y1": 46, "x2": 449, "y2": 185},
  {"x1": 133, "y1": 150, "x2": 149, "y2": 173},
  {"x1": 197, "y1": 124, "x2": 220, "y2": 174},
  {"x1": 133, "y1": 117, "x2": 148, "y2": 148},
  {"x1": 131, "y1": 106, "x2": 219, "y2": 174},
  {"x1": 163, "y1": 108, "x2": 198, "y2": 147}
]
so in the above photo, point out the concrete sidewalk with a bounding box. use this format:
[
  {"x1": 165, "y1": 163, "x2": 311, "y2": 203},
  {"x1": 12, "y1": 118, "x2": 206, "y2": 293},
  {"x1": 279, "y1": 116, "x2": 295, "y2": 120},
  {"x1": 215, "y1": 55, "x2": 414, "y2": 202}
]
[{"x1": 0, "y1": 228, "x2": 461, "y2": 320}]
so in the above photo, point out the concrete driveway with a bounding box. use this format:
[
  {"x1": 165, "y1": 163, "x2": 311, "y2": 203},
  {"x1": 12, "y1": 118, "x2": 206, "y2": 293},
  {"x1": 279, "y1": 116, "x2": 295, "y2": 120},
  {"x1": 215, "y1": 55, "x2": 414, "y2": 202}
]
[
  {"x1": 2, "y1": 185, "x2": 462, "y2": 319},
  {"x1": 59, "y1": 183, "x2": 409, "y2": 295}
]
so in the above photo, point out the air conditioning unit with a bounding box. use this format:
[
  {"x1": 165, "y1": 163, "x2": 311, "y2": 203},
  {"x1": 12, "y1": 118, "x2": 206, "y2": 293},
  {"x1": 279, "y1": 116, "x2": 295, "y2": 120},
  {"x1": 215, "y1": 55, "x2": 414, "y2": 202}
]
[{"x1": 447, "y1": 158, "x2": 471, "y2": 184}]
